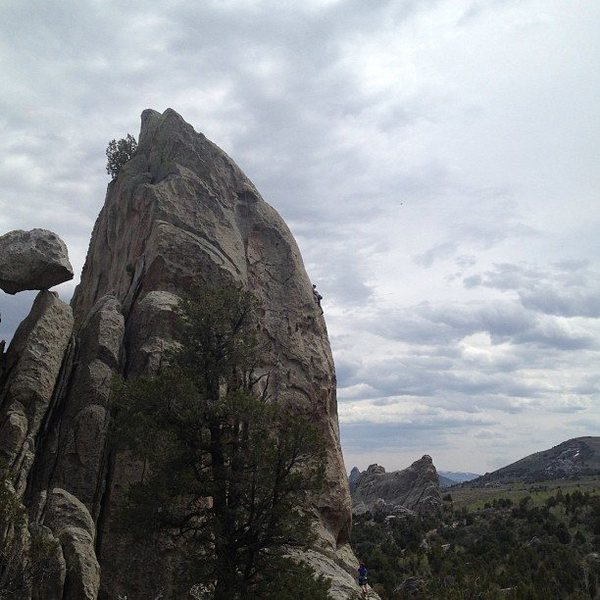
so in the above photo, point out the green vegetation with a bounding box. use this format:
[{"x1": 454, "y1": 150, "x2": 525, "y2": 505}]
[
  {"x1": 352, "y1": 486, "x2": 600, "y2": 599},
  {"x1": 0, "y1": 476, "x2": 59, "y2": 599},
  {"x1": 105, "y1": 134, "x2": 137, "y2": 179},
  {"x1": 111, "y1": 285, "x2": 331, "y2": 599}
]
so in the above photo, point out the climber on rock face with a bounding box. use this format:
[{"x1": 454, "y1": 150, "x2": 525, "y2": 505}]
[
  {"x1": 358, "y1": 563, "x2": 369, "y2": 597},
  {"x1": 312, "y1": 284, "x2": 323, "y2": 313},
  {"x1": 0, "y1": 314, "x2": 4, "y2": 361}
]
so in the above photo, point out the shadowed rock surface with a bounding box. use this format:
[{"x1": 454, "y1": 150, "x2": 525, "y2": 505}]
[
  {"x1": 351, "y1": 456, "x2": 442, "y2": 516},
  {"x1": 0, "y1": 229, "x2": 73, "y2": 294},
  {"x1": 0, "y1": 108, "x2": 369, "y2": 599}
]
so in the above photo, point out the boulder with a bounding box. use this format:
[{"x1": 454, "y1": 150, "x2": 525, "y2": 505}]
[
  {"x1": 33, "y1": 295, "x2": 124, "y2": 517},
  {"x1": 126, "y1": 290, "x2": 181, "y2": 376},
  {"x1": 0, "y1": 229, "x2": 73, "y2": 294},
  {"x1": 60, "y1": 108, "x2": 359, "y2": 598},
  {"x1": 29, "y1": 523, "x2": 66, "y2": 600},
  {"x1": 293, "y1": 547, "x2": 364, "y2": 600},
  {"x1": 393, "y1": 576, "x2": 426, "y2": 598}
]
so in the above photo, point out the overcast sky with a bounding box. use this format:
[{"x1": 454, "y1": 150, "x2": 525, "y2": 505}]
[{"x1": 1, "y1": 0, "x2": 599, "y2": 474}]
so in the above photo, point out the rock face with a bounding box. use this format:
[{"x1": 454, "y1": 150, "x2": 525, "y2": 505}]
[
  {"x1": 0, "y1": 229, "x2": 73, "y2": 294},
  {"x1": 0, "y1": 108, "x2": 366, "y2": 599},
  {"x1": 351, "y1": 456, "x2": 442, "y2": 516}
]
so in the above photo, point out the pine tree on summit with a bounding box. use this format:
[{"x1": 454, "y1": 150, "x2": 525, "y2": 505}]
[
  {"x1": 111, "y1": 285, "x2": 331, "y2": 599},
  {"x1": 105, "y1": 134, "x2": 137, "y2": 179}
]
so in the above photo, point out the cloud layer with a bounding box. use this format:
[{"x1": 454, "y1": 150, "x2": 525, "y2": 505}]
[{"x1": 1, "y1": 0, "x2": 599, "y2": 472}]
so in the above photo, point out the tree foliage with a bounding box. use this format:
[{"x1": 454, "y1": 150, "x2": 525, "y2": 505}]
[
  {"x1": 105, "y1": 134, "x2": 137, "y2": 179},
  {"x1": 352, "y1": 487, "x2": 600, "y2": 599},
  {"x1": 111, "y1": 285, "x2": 330, "y2": 599}
]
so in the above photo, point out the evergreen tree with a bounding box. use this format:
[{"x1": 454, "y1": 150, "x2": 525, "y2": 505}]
[
  {"x1": 105, "y1": 134, "x2": 137, "y2": 179},
  {"x1": 111, "y1": 285, "x2": 329, "y2": 599}
]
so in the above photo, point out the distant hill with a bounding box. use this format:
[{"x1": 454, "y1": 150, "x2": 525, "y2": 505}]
[
  {"x1": 438, "y1": 471, "x2": 480, "y2": 486},
  {"x1": 464, "y1": 436, "x2": 600, "y2": 486}
]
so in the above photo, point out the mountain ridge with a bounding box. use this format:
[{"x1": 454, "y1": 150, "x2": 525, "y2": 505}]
[{"x1": 463, "y1": 436, "x2": 600, "y2": 486}]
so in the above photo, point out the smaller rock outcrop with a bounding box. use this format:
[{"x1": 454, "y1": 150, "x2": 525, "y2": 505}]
[
  {"x1": 394, "y1": 576, "x2": 426, "y2": 598},
  {"x1": 351, "y1": 456, "x2": 442, "y2": 516},
  {"x1": 0, "y1": 291, "x2": 73, "y2": 493},
  {"x1": 42, "y1": 488, "x2": 100, "y2": 600},
  {"x1": 0, "y1": 229, "x2": 73, "y2": 294}
]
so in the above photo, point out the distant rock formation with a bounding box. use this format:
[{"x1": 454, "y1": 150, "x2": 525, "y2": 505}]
[
  {"x1": 351, "y1": 456, "x2": 442, "y2": 516},
  {"x1": 0, "y1": 109, "x2": 369, "y2": 599},
  {"x1": 0, "y1": 229, "x2": 73, "y2": 294},
  {"x1": 465, "y1": 437, "x2": 600, "y2": 486},
  {"x1": 349, "y1": 466, "x2": 361, "y2": 493}
]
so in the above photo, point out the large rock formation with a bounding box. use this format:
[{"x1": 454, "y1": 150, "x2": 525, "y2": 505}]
[
  {"x1": 0, "y1": 229, "x2": 73, "y2": 294},
  {"x1": 0, "y1": 108, "x2": 366, "y2": 599},
  {"x1": 351, "y1": 456, "x2": 442, "y2": 517}
]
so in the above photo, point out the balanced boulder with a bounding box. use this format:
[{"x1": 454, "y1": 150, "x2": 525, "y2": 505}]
[{"x1": 0, "y1": 229, "x2": 73, "y2": 294}]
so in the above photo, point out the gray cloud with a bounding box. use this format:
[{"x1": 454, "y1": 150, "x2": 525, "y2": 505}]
[
  {"x1": 369, "y1": 299, "x2": 595, "y2": 351},
  {"x1": 341, "y1": 415, "x2": 497, "y2": 453},
  {"x1": 413, "y1": 241, "x2": 458, "y2": 267},
  {"x1": 464, "y1": 261, "x2": 600, "y2": 318}
]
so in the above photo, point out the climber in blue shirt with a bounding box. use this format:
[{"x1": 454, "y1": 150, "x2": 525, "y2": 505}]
[{"x1": 358, "y1": 563, "x2": 368, "y2": 597}]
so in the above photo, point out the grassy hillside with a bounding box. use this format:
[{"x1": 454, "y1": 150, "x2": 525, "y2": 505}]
[{"x1": 450, "y1": 476, "x2": 600, "y2": 510}]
